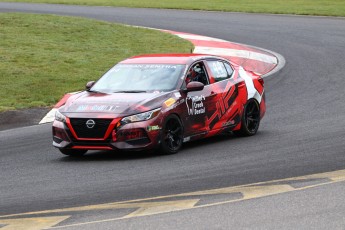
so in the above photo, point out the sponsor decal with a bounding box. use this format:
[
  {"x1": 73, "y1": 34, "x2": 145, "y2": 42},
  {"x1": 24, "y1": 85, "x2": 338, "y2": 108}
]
[
  {"x1": 162, "y1": 98, "x2": 185, "y2": 112},
  {"x1": 76, "y1": 105, "x2": 119, "y2": 112},
  {"x1": 183, "y1": 137, "x2": 191, "y2": 142},
  {"x1": 222, "y1": 120, "x2": 235, "y2": 127},
  {"x1": 164, "y1": 98, "x2": 176, "y2": 107},
  {"x1": 176, "y1": 98, "x2": 185, "y2": 106},
  {"x1": 186, "y1": 95, "x2": 206, "y2": 115},
  {"x1": 146, "y1": 125, "x2": 161, "y2": 132}
]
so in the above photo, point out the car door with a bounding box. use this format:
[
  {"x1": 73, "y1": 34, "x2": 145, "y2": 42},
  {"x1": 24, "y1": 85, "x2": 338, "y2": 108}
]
[
  {"x1": 203, "y1": 59, "x2": 243, "y2": 134},
  {"x1": 182, "y1": 61, "x2": 218, "y2": 137}
]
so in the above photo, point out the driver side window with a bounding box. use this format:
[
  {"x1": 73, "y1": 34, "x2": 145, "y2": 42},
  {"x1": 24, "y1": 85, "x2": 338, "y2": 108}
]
[{"x1": 185, "y1": 62, "x2": 209, "y2": 86}]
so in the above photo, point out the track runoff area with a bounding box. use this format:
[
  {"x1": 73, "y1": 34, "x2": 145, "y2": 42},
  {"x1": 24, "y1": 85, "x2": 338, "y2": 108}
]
[{"x1": 38, "y1": 29, "x2": 283, "y2": 124}]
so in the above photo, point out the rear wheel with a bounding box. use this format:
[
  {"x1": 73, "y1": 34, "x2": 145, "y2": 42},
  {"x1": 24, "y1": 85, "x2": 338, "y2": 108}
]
[
  {"x1": 159, "y1": 114, "x2": 183, "y2": 155},
  {"x1": 234, "y1": 99, "x2": 260, "y2": 136},
  {"x1": 59, "y1": 149, "x2": 87, "y2": 157}
]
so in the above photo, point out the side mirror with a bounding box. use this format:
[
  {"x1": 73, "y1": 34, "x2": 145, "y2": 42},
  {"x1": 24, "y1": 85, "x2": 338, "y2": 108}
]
[
  {"x1": 185, "y1": 81, "x2": 204, "y2": 92},
  {"x1": 85, "y1": 81, "x2": 95, "y2": 91}
]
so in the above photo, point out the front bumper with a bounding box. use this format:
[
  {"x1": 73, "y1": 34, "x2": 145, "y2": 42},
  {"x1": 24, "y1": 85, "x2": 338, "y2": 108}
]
[{"x1": 52, "y1": 116, "x2": 162, "y2": 151}]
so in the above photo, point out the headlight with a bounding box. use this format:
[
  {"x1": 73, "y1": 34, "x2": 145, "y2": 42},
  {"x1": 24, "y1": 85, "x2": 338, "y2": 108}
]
[
  {"x1": 55, "y1": 110, "x2": 66, "y2": 122},
  {"x1": 121, "y1": 108, "x2": 161, "y2": 124}
]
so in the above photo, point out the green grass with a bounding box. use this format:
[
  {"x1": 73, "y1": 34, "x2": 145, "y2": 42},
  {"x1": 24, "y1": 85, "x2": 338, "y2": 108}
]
[
  {"x1": 1, "y1": 0, "x2": 345, "y2": 16},
  {"x1": 0, "y1": 13, "x2": 193, "y2": 111}
]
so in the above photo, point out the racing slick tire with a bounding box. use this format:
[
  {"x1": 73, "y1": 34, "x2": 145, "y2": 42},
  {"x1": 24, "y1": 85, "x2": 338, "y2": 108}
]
[
  {"x1": 234, "y1": 99, "x2": 260, "y2": 137},
  {"x1": 59, "y1": 149, "x2": 87, "y2": 157},
  {"x1": 158, "y1": 114, "x2": 183, "y2": 155}
]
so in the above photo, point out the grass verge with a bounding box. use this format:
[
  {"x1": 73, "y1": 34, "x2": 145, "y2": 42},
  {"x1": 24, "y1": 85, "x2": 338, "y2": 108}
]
[
  {"x1": 0, "y1": 13, "x2": 193, "y2": 111},
  {"x1": 1, "y1": 0, "x2": 345, "y2": 17}
]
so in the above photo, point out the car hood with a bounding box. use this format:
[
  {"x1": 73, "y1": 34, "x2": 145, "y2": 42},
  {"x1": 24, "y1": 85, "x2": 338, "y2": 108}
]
[{"x1": 60, "y1": 91, "x2": 173, "y2": 118}]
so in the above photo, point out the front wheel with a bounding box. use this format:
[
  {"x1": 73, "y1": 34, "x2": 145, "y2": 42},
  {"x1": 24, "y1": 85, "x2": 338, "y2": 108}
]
[
  {"x1": 159, "y1": 114, "x2": 183, "y2": 155},
  {"x1": 234, "y1": 99, "x2": 261, "y2": 136},
  {"x1": 59, "y1": 149, "x2": 87, "y2": 157}
]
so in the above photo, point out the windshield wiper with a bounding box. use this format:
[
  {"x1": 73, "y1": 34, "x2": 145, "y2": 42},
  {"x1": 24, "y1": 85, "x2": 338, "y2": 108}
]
[{"x1": 113, "y1": 90, "x2": 147, "y2": 93}]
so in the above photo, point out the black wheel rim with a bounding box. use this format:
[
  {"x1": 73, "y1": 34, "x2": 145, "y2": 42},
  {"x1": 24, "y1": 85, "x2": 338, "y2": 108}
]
[
  {"x1": 245, "y1": 101, "x2": 260, "y2": 133},
  {"x1": 164, "y1": 118, "x2": 183, "y2": 152}
]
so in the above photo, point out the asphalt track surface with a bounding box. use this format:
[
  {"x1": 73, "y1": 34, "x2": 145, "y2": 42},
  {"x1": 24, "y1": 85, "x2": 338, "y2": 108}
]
[{"x1": 1, "y1": 3, "x2": 345, "y2": 229}]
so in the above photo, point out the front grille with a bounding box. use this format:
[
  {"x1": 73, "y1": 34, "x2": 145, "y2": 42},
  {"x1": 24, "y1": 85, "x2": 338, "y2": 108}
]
[{"x1": 69, "y1": 118, "x2": 113, "y2": 139}]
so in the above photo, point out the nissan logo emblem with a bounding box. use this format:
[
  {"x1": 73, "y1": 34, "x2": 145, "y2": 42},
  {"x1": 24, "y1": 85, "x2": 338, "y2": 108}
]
[{"x1": 86, "y1": 119, "x2": 96, "y2": 129}]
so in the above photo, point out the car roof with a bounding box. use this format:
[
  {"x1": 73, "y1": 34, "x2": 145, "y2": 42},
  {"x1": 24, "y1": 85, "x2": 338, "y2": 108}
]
[{"x1": 120, "y1": 53, "x2": 219, "y2": 65}]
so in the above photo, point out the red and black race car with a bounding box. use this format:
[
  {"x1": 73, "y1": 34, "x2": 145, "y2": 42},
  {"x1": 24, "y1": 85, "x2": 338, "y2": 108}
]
[{"x1": 53, "y1": 54, "x2": 265, "y2": 156}]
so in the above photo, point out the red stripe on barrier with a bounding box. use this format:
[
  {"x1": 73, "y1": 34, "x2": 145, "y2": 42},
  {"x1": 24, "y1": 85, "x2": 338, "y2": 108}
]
[
  {"x1": 187, "y1": 40, "x2": 273, "y2": 56},
  {"x1": 163, "y1": 30, "x2": 278, "y2": 76},
  {"x1": 221, "y1": 56, "x2": 276, "y2": 75}
]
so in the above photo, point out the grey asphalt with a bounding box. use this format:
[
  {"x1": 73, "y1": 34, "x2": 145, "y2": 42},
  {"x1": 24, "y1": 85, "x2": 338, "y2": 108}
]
[
  {"x1": 64, "y1": 181, "x2": 345, "y2": 230},
  {"x1": 1, "y1": 2, "x2": 345, "y2": 228}
]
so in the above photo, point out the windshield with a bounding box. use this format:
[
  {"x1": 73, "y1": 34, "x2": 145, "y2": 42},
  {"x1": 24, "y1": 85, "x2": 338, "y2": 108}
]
[{"x1": 91, "y1": 64, "x2": 186, "y2": 93}]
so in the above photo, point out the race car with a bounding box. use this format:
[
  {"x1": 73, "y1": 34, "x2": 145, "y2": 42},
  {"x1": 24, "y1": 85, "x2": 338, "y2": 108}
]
[{"x1": 52, "y1": 53, "x2": 265, "y2": 156}]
